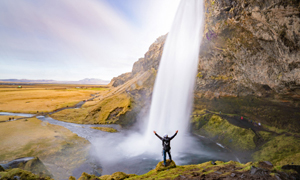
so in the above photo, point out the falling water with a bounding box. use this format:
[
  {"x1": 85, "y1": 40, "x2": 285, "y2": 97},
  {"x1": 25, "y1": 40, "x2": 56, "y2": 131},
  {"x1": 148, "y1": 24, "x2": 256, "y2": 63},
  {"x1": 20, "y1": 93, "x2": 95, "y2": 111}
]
[
  {"x1": 144, "y1": 0, "x2": 205, "y2": 155},
  {"x1": 98, "y1": 0, "x2": 206, "y2": 161}
]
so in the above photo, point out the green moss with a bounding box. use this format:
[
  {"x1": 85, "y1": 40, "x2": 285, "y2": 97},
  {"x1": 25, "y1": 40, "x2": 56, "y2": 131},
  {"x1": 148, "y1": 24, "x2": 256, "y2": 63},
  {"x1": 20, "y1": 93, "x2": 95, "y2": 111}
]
[
  {"x1": 191, "y1": 113, "x2": 213, "y2": 130},
  {"x1": 210, "y1": 75, "x2": 233, "y2": 80},
  {"x1": 253, "y1": 135, "x2": 300, "y2": 166},
  {"x1": 68, "y1": 176, "x2": 76, "y2": 180},
  {"x1": 258, "y1": 131, "x2": 274, "y2": 141},
  {"x1": 197, "y1": 72, "x2": 203, "y2": 78},
  {"x1": 0, "y1": 168, "x2": 52, "y2": 180},
  {"x1": 199, "y1": 115, "x2": 256, "y2": 150},
  {"x1": 78, "y1": 172, "x2": 100, "y2": 180},
  {"x1": 154, "y1": 160, "x2": 176, "y2": 172},
  {"x1": 193, "y1": 96, "x2": 300, "y2": 133},
  {"x1": 192, "y1": 109, "x2": 207, "y2": 116},
  {"x1": 82, "y1": 160, "x2": 299, "y2": 180},
  {"x1": 90, "y1": 127, "x2": 118, "y2": 133},
  {"x1": 99, "y1": 172, "x2": 136, "y2": 180}
]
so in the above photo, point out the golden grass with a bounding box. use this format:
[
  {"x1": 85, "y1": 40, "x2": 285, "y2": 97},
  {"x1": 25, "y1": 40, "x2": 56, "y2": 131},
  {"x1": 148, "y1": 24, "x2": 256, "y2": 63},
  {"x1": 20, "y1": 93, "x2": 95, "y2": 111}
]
[
  {"x1": 90, "y1": 127, "x2": 118, "y2": 132},
  {"x1": 49, "y1": 108, "x2": 92, "y2": 124},
  {"x1": 94, "y1": 93, "x2": 131, "y2": 123},
  {"x1": 50, "y1": 93, "x2": 131, "y2": 124},
  {"x1": 0, "y1": 117, "x2": 90, "y2": 179},
  {"x1": 0, "y1": 87, "x2": 106, "y2": 113},
  {"x1": 0, "y1": 117, "x2": 88, "y2": 161}
]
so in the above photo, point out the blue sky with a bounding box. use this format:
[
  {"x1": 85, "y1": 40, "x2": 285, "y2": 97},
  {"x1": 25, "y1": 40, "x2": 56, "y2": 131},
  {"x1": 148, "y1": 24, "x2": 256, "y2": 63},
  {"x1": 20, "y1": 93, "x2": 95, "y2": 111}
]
[{"x1": 0, "y1": 0, "x2": 180, "y2": 81}]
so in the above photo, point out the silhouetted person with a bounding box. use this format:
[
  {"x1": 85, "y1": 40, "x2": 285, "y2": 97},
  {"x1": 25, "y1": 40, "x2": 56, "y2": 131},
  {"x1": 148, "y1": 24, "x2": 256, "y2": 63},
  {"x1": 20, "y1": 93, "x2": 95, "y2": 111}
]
[{"x1": 153, "y1": 130, "x2": 178, "y2": 166}]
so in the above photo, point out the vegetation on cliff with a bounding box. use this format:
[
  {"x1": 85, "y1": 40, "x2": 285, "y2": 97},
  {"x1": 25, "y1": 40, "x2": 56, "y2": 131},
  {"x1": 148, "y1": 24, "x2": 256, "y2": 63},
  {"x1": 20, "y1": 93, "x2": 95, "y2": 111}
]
[
  {"x1": 253, "y1": 134, "x2": 300, "y2": 166},
  {"x1": 192, "y1": 114, "x2": 256, "y2": 150}
]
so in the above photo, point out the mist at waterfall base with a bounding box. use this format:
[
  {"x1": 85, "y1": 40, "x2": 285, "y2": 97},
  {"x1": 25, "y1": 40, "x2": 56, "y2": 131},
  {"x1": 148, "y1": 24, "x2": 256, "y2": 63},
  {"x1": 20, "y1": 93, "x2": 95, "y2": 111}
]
[{"x1": 90, "y1": 0, "x2": 236, "y2": 175}]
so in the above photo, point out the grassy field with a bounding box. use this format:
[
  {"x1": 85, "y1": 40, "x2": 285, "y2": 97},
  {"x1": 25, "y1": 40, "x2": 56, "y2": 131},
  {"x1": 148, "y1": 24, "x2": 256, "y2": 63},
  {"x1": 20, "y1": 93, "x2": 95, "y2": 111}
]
[
  {"x1": 0, "y1": 117, "x2": 88, "y2": 161},
  {"x1": 0, "y1": 117, "x2": 89, "y2": 179},
  {"x1": 0, "y1": 84, "x2": 109, "y2": 113}
]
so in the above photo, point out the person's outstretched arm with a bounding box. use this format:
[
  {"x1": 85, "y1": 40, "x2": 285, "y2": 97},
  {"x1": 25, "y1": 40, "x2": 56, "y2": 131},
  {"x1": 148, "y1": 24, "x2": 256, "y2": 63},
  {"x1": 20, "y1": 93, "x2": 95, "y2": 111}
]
[
  {"x1": 170, "y1": 130, "x2": 178, "y2": 140},
  {"x1": 153, "y1": 131, "x2": 162, "y2": 140}
]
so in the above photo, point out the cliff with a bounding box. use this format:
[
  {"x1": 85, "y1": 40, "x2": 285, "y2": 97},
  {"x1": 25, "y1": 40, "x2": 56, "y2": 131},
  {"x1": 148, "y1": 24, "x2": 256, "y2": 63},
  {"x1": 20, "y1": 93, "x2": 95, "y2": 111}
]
[
  {"x1": 110, "y1": 0, "x2": 300, "y2": 131},
  {"x1": 197, "y1": 0, "x2": 300, "y2": 99}
]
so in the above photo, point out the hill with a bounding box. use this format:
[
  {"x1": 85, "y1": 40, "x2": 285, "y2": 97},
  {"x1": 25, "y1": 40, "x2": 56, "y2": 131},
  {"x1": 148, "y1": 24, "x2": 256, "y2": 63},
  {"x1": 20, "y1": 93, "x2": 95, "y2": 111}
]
[{"x1": 0, "y1": 78, "x2": 109, "y2": 85}]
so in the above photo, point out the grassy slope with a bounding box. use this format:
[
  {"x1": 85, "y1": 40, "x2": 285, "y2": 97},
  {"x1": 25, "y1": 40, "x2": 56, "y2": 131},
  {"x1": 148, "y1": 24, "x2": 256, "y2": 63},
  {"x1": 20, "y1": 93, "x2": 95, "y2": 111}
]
[
  {"x1": 0, "y1": 117, "x2": 89, "y2": 179},
  {"x1": 50, "y1": 93, "x2": 131, "y2": 124},
  {"x1": 192, "y1": 114, "x2": 256, "y2": 150},
  {"x1": 90, "y1": 127, "x2": 118, "y2": 132},
  {"x1": 253, "y1": 134, "x2": 300, "y2": 166},
  {"x1": 192, "y1": 110, "x2": 300, "y2": 166}
]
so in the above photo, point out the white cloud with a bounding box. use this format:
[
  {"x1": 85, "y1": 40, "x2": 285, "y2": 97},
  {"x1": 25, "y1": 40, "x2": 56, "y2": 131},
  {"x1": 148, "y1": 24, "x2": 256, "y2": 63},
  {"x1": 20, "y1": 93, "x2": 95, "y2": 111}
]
[{"x1": 0, "y1": 0, "x2": 181, "y2": 81}]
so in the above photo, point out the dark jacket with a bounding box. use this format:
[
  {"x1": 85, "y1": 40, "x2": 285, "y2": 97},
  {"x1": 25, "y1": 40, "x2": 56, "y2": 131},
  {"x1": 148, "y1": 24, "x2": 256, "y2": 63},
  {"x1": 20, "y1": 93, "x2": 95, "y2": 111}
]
[{"x1": 155, "y1": 132, "x2": 177, "y2": 151}]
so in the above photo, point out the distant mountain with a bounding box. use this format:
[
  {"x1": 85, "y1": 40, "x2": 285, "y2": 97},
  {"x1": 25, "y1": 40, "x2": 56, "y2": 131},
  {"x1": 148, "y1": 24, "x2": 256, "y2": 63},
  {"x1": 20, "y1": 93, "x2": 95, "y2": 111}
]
[{"x1": 0, "y1": 78, "x2": 110, "y2": 85}]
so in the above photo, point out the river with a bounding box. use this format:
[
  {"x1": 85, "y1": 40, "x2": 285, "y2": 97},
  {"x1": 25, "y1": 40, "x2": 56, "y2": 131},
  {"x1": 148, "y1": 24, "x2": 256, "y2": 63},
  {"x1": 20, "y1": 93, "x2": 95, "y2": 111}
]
[{"x1": 0, "y1": 112, "x2": 240, "y2": 178}]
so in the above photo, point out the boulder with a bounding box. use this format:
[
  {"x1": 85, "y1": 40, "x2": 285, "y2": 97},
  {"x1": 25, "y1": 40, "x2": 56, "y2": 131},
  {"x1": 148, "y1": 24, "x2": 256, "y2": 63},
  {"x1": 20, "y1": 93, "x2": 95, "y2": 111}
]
[{"x1": 155, "y1": 160, "x2": 176, "y2": 171}]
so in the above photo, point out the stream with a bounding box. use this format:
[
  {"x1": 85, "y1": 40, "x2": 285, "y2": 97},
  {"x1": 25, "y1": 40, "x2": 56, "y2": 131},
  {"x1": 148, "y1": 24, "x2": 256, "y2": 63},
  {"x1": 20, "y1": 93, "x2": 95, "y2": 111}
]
[{"x1": 0, "y1": 112, "x2": 240, "y2": 178}]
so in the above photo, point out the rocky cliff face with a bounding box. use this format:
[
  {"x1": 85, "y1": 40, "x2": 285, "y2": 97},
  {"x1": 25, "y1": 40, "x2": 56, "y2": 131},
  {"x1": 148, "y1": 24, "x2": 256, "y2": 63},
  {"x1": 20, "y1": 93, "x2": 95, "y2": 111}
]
[
  {"x1": 116, "y1": 0, "x2": 300, "y2": 101},
  {"x1": 110, "y1": 35, "x2": 166, "y2": 87},
  {"x1": 197, "y1": 0, "x2": 300, "y2": 101},
  {"x1": 111, "y1": 0, "x2": 300, "y2": 131}
]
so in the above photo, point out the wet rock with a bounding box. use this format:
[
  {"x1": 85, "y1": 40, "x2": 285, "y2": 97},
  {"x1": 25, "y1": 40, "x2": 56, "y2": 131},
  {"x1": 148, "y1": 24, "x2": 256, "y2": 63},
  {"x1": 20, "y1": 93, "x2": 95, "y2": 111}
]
[
  {"x1": 0, "y1": 165, "x2": 4, "y2": 172},
  {"x1": 0, "y1": 157, "x2": 52, "y2": 178},
  {"x1": 13, "y1": 176, "x2": 21, "y2": 180},
  {"x1": 275, "y1": 174, "x2": 282, "y2": 180},
  {"x1": 259, "y1": 161, "x2": 273, "y2": 169},
  {"x1": 250, "y1": 166, "x2": 269, "y2": 176},
  {"x1": 214, "y1": 171, "x2": 222, "y2": 174}
]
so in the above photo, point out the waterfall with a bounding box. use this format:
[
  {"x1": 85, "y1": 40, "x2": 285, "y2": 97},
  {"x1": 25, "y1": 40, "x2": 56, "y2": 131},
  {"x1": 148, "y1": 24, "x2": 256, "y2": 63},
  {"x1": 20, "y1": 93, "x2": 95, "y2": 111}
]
[
  {"x1": 144, "y1": 0, "x2": 205, "y2": 155},
  {"x1": 117, "y1": 0, "x2": 205, "y2": 157}
]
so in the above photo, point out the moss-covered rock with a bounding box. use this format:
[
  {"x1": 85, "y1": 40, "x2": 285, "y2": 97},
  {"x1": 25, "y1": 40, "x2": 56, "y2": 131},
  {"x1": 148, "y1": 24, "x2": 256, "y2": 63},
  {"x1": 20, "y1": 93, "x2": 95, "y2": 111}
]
[
  {"x1": 78, "y1": 172, "x2": 100, "y2": 180},
  {"x1": 154, "y1": 160, "x2": 176, "y2": 172},
  {"x1": 68, "y1": 176, "x2": 76, "y2": 180},
  {"x1": 99, "y1": 171, "x2": 136, "y2": 180},
  {"x1": 21, "y1": 157, "x2": 53, "y2": 178},
  {"x1": 76, "y1": 160, "x2": 300, "y2": 180},
  {"x1": 253, "y1": 134, "x2": 300, "y2": 166},
  {"x1": 0, "y1": 168, "x2": 52, "y2": 180},
  {"x1": 193, "y1": 114, "x2": 256, "y2": 150}
]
